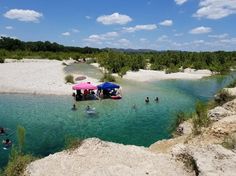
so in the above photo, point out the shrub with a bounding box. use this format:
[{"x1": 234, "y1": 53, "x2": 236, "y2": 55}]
[
  {"x1": 100, "y1": 73, "x2": 116, "y2": 82},
  {"x1": 227, "y1": 79, "x2": 236, "y2": 88},
  {"x1": 192, "y1": 101, "x2": 211, "y2": 135},
  {"x1": 65, "y1": 75, "x2": 74, "y2": 84},
  {"x1": 0, "y1": 57, "x2": 5, "y2": 63},
  {"x1": 118, "y1": 66, "x2": 130, "y2": 78},
  {"x1": 17, "y1": 125, "x2": 25, "y2": 153},
  {"x1": 3, "y1": 148, "x2": 36, "y2": 176}
]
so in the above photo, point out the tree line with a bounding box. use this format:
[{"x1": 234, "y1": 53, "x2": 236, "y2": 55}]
[{"x1": 0, "y1": 36, "x2": 236, "y2": 74}]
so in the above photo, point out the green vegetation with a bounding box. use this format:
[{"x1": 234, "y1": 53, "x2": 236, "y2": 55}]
[
  {"x1": 192, "y1": 101, "x2": 211, "y2": 135},
  {"x1": 0, "y1": 57, "x2": 4, "y2": 63},
  {"x1": 3, "y1": 126, "x2": 37, "y2": 176},
  {"x1": 100, "y1": 73, "x2": 116, "y2": 82},
  {"x1": 170, "y1": 111, "x2": 192, "y2": 134},
  {"x1": 1, "y1": 37, "x2": 236, "y2": 75},
  {"x1": 65, "y1": 74, "x2": 74, "y2": 84},
  {"x1": 3, "y1": 149, "x2": 36, "y2": 176},
  {"x1": 227, "y1": 79, "x2": 236, "y2": 88},
  {"x1": 17, "y1": 126, "x2": 25, "y2": 154},
  {"x1": 64, "y1": 136, "x2": 83, "y2": 151}
]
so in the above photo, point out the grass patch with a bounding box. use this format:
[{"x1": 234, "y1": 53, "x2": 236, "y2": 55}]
[
  {"x1": 3, "y1": 148, "x2": 36, "y2": 176},
  {"x1": 192, "y1": 101, "x2": 211, "y2": 135},
  {"x1": 65, "y1": 136, "x2": 83, "y2": 152},
  {"x1": 65, "y1": 74, "x2": 74, "y2": 84},
  {"x1": 100, "y1": 73, "x2": 116, "y2": 82},
  {"x1": 3, "y1": 126, "x2": 38, "y2": 176}
]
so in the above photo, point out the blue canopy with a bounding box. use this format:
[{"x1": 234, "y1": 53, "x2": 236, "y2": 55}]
[{"x1": 97, "y1": 82, "x2": 120, "y2": 90}]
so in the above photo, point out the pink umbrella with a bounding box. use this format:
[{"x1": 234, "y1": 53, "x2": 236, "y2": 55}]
[{"x1": 72, "y1": 82, "x2": 97, "y2": 90}]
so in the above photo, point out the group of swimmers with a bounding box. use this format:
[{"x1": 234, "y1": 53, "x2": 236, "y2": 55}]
[
  {"x1": 145, "y1": 96, "x2": 159, "y2": 103},
  {"x1": 72, "y1": 104, "x2": 95, "y2": 113},
  {"x1": 0, "y1": 127, "x2": 12, "y2": 149}
]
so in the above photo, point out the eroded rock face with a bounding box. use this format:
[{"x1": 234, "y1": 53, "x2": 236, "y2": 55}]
[
  {"x1": 25, "y1": 138, "x2": 191, "y2": 176},
  {"x1": 191, "y1": 145, "x2": 236, "y2": 176},
  {"x1": 208, "y1": 106, "x2": 233, "y2": 121}
]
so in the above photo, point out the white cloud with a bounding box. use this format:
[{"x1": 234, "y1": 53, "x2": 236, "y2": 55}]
[
  {"x1": 5, "y1": 26, "x2": 13, "y2": 30},
  {"x1": 97, "y1": 12, "x2": 132, "y2": 25},
  {"x1": 175, "y1": 0, "x2": 188, "y2": 5},
  {"x1": 61, "y1": 32, "x2": 71, "y2": 36},
  {"x1": 85, "y1": 16, "x2": 92, "y2": 20},
  {"x1": 208, "y1": 33, "x2": 228, "y2": 39},
  {"x1": 194, "y1": 0, "x2": 236, "y2": 20},
  {"x1": 84, "y1": 32, "x2": 119, "y2": 43},
  {"x1": 189, "y1": 26, "x2": 212, "y2": 34},
  {"x1": 4, "y1": 9, "x2": 43, "y2": 22},
  {"x1": 159, "y1": 20, "x2": 173, "y2": 26},
  {"x1": 123, "y1": 24, "x2": 157, "y2": 33}
]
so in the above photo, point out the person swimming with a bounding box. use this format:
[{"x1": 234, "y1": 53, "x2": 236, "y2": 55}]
[
  {"x1": 86, "y1": 105, "x2": 91, "y2": 111},
  {"x1": 2, "y1": 138, "x2": 12, "y2": 148},
  {"x1": 132, "y1": 104, "x2": 136, "y2": 109},
  {"x1": 0, "y1": 127, "x2": 5, "y2": 135},
  {"x1": 145, "y1": 97, "x2": 150, "y2": 103},
  {"x1": 71, "y1": 104, "x2": 77, "y2": 111}
]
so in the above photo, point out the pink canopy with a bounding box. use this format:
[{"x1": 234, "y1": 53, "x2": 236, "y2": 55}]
[{"x1": 72, "y1": 82, "x2": 97, "y2": 90}]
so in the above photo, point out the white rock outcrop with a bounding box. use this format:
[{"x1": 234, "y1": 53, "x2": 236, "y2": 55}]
[{"x1": 25, "y1": 138, "x2": 191, "y2": 176}]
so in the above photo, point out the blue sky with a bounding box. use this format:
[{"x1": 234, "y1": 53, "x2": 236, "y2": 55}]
[{"x1": 0, "y1": 0, "x2": 236, "y2": 51}]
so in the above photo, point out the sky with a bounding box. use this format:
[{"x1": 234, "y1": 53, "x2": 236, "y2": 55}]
[{"x1": 0, "y1": 0, "x2": 236, "y2": 51}]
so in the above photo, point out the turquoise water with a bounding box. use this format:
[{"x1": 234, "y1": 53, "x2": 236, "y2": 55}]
[{"x1": 0, "y1": 70, "x2": 236, "y2": 168}]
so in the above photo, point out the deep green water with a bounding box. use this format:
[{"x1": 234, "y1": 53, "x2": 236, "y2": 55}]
[{"x1": 0, "y1": 67, "x2": 236, "y2": 168}]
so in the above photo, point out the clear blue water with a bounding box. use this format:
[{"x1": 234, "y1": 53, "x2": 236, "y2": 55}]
[{"x1": 0, "y1": 70, "x2": 236, "y2": 168}]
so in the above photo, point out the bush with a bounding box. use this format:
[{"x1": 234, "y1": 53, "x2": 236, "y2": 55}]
[
  {"x1": 100, "y1": 73, "x2": 116, "y2": 82},
  {"x1": 65, "y1": 75, "x2": 74, "y2": 84},
  {"x1": 3, "y1": 148, "x2": 36, "y2": 176},
  {"x1": 192, "y1": 101, "x2": 211, "y2": 135},
  {"x1": 0, "y1": 57, "x2": 5, "y2": 63},
  {"x1": 227, "y1": 79, "x2": 236, "y2": 88},
  {"x1": 118, "y1": 66, "x2": 130, "y2": 78}
]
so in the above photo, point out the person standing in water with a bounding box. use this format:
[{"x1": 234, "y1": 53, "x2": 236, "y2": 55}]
[
  {"x1": 71, "y1": 104, "x2": 77, "y2": 111},
  {"x1": 145, "y1": 97, "x2": 150, "y2": 103},
  {"x1": 155, "y1": 97, "x2": 159, "y2": 102}
]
